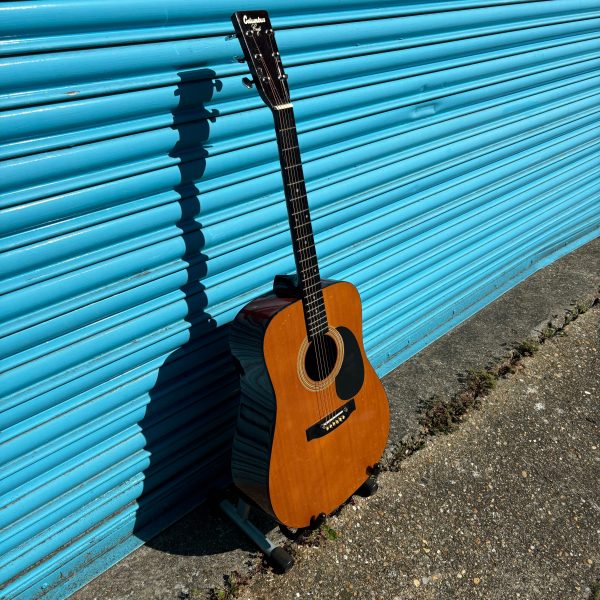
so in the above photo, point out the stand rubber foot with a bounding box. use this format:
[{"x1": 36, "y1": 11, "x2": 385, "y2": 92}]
[
  {"x1": 220, "y1": 498, "x2": 294, "y2": 574},
  {"x1": 356, "y1": 476, "x2": 378, "y2": 497},
  {"x1": 269, "y1": 547, "x2": 295, "y2": 574},
  {"x1": 310, "y1": 512, "x2": 327, "y2": 529}
]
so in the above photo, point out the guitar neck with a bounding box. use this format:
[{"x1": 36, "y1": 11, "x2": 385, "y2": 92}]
[{"x1": 273, "y1": 107, "x2": 328, "y2": 339}]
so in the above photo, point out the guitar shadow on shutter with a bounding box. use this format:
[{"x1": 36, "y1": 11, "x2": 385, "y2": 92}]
[{"x1": 132, "y1": 69, "x2": 268, "y2": 561}]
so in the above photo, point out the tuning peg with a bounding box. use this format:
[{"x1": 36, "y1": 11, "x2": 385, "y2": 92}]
[
  {"x1": 242, "y1": 77, "x2": 255, "y2": 89},
  {"x1": 234, "y1": 55, "x2": 246, "y2": 63}
]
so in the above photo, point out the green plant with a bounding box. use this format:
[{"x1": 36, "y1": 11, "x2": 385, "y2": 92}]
[
  {"x1": 319, "y1": 523, "x2": 339, "y2": 541},
  {"x1": 209, "y1": 571, "x2": 249, "y2": 600},
  {"x1": 466, "y1": 369, "x2": 496, "y2": 395},
  {"x1": 515, "y1": 339, "x2": 540, "y2": 357}
]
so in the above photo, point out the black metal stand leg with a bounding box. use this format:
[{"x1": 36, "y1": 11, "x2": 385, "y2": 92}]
[{"x1": 219, "y1": 498, "x2": 294, "y2": 573}]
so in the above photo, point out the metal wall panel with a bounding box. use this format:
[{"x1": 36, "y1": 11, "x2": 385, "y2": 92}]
[{"x1": 1, "y1": 1, "x2": 599, "y2": 597}]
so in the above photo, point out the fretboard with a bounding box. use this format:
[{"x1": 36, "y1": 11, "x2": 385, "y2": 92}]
[{"x1": 273, "y1": 107, "x2": 327, "y2": 339}]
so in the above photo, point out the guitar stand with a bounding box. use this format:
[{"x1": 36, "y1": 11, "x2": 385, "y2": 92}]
[
  {"x1": 219, "y1": 498, "x2": 294, "y2": 574},
  {"x1": 220, "y1": 475, "x2": 378, "y2": 574}
]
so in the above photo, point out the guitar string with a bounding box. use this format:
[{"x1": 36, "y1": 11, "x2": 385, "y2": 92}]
[
  {"x1": 265, "y1": 41, "x2": 335, "y2": 417},
  {"x1": 268, "y1": 45, "x2": 339, "y2": 418},
  {"x1": 259, "y1": 31, "x2": 338, "y2": 418},
  {"x1": 280, "y1": 107, "x2": 337, "y2": 417},
  {"x1": 248, "y1": 28, "x2": 334, "y2": 418}
]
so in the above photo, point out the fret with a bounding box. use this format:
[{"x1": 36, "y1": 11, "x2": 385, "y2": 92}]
[
  {"x1": 302, "y1": 283, "x2": 322, "y2": 295},
  {"x1": 307, "y1": 312, "x2": 327, "y2": 322},
  {"x1": 295, "y1": 227, "x2": 314, "y2": 239},
  {"x1": 307, "y1": 314, "x2": 326, "y2": 326},
  {"x1": 307, "y1": 319, "x2": 328, "y2": 331},
  {"x1": 293, "y1": 219, "x2": 310, "y2": 229},
  {"x1": 307, "y1": 324, "x2": 327, "y2": 336},
  {"x1": 279, "y1": 126, "x2": 296, "y2": 132},
  {"x1": 304, "y1": 300, "x2": 325, "y2": 312},
  {"x1": 304, "y1": 285, "x2": 323, "y2": 297},
  {"x1": 307, "y1": 319, "x2": 328, "y2": 332},
  {"x1": 308, "y1": 313, "x2": 327, "y2": 324},
  {"x1": 298, "y1": 264, "x2": 319, "y2": 275},
  {"x1": 305, "y1": 287, "x2": 324, "y2": 297},
  {"x1": 294, "y1": 232, "x2": 315, "y2": 242},
  {"x1": 304, "y1": 285, "x2": 324, "y2": 295},
  {"x1": 301, "y1": 275, "x2": 321, "y2": 286},
  {"x1": 303, "y1": 280, "x2": 322, "y2": 291},
  {"x1": 304, "y1": 289, "x2": 324, "y2": 301},
  {"x1": 298, "y1": 254, "x2": 317, "y2": 263},
  {"x1": 303, "y1": 268, "x2": 319, "y2": 279},
  {"x1": 306, "y1": 301, "x2": 326, "y2": 312},
  {"x1": 288, "y1": 199, "x2": 308, "y2": 209},
  {"x1": 304, "y1": 292, "x2": 323, "y2": 304},
  {"x1": 303, "y1": 286, "x2": 322, "y2": 299},
  {"x1": 304, "y1": 304, "x2": 326, "y2": 318},
  {"x1": 308, "y1": 328, "x2": 328, "y2": 339},
  {"x1": 291, "y1": 215, "x2": 310, "y2": 225},
  {"x1": 283, "y1": 163, "x2": 303, "y2": 170},
  {"x1": 308, "y1": 316, "x2": 327, "y2": 326},
  {"x1": 294, "y1": 214, "x2": 312, "y2": 226},
  {"x1": 291, "y1": 208, "x2": 309, "y2": 217},
  {"x1": 293, "y1": 219, "x2": 311, "y2": 230},
  {"x1": 295, "y1": 243, "x2": 315, "y2": 253},
  {"x1": 291, "y1": 214, "x2": 310, "y2": 226}
]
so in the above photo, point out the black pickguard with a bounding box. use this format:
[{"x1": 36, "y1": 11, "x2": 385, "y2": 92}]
[{"x1": 335, "y1": 326, "x2": 365, "y2": 400}]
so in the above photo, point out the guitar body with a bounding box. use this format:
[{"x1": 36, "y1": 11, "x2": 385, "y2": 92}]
[{"x1": 231, "y1": 280, "x2": 389, "y2": 528}]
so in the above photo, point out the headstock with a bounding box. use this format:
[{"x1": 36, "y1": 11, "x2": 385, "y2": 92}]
[{"x1": 231, "y1": 11, "x2": 291, "y2": 112}]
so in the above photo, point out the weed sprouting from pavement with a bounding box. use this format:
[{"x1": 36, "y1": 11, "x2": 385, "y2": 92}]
[
  {"x1": 319, "y1": 523, "x2": 339, "y2": 541},
  {"x1": 417, "y1": 369, "x2": 495, "y2": 437},
  {"x1": 543, "y1": 323, "x2": 559, "y2": 338},
  {"x1": 293, "y1": 522, "x2": 340, "y2": 548},
  {"x1": 515, "y1": 339, "x2": 540, "y2": 357},
  {"x1": 209, "y1": 571, "x2": 250, "y2": 600},
  {"x1": 466, "y1": 369, "x2": 497, "y2": 394}
]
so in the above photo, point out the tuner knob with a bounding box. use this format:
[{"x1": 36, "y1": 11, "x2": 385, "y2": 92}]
[
  {"x1": 234, "y1": 55, "x2": 246, "y2": 63},
  {"x1": 241, "y1": 77, "x2": 255, "y2": 89}
]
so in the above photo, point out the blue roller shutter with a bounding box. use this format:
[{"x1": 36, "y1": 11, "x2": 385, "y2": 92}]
[{"x1": 1, "y1": 1, "x2": 599, "y2": 597}]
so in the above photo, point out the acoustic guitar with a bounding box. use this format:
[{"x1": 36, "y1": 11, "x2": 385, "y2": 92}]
[{"x1": 229, "y1": 10, "x2": 390, "y2": 529}]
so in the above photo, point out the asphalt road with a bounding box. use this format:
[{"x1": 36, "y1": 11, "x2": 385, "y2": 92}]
[{"x1": 243, "y1": 304, "x2": 600, "y2": 600}]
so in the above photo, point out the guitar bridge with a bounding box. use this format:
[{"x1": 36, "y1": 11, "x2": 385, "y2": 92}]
[{"x1": 305, "y1": 399, "x2": 356, "y2": 441}]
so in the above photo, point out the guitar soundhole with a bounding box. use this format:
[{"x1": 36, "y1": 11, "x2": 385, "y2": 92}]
[{"x1": 305, "y1": 333, "x2": 338, "y2": 382}]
